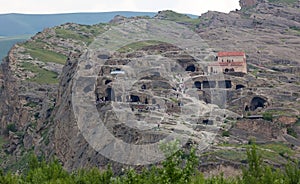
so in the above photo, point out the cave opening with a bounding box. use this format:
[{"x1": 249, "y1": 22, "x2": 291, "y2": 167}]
[
  {"x1": 236, "y1": 84, "x2": 245, "y2": 90},
  {"x1": 225, "y1": 80, "x2": 232, "y2": 88},
  {"x1": 250, "y1": 97, "x2": 267, "y2": 111},
  {"x1": 106, "y1": 88, "x2": 115, "y2": 101},
  {"x1": 186, "y1": 65, "x2": 196, "y2": 72},
  {"x1": 130, "y1": 95, "x2": 140, "y2": 102},
  {"x1": 105, "y1": 80, "x2": 112, "y2": 85},
  {"x1": 194, "y1": 81, "x2": 201, "y2": 89},
  {"x1": 203, "y1": 119, "x2": 213, "y2": 125}
]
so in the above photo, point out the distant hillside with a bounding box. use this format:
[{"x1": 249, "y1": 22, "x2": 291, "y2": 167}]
[
  {"x1": 0, "y1": 12, "x2": 156, "y2": 36},
  {"x1": 0, "y1": 12, "x2": 156, "y2": 60},
  {"x1": 0, "y1": 35, "x2": 31, "y2": 60}
]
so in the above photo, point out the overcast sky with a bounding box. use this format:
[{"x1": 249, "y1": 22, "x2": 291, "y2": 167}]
[{"x1": 0, "y1": 0, "x2": 240, "y2": 15}]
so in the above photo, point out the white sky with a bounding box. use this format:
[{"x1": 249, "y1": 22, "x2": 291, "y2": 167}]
[{"x1": 0, "y1": 0, "x2": 241, "y2": 15}]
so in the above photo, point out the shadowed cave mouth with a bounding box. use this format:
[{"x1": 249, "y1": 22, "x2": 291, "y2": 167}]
[
  {"x1": 130, "y1": 95, "x2": 140, "y2": 102},
  {"x1": 105, "y1": 88, "x2": 115, "y2": 101},
  {"x1": 186, "y1": 64, "x2": 196, "y2": 72},
  {"x1": 194, "y1": 81, "x2": 201, "y2": 89},
  {"x1": 236, "y1": 84, "x2": 245, "y2": 90},
  {"x1": 105, "y1": 80, "x2": 112, "y2": 85},
  {"x1": 249, "y1": 97, "x2": 267, "y2": 111}
]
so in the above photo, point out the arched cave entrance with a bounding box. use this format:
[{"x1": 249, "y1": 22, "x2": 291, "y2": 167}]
[
  {"x1": 130, "y1": 95, "x2": 140, "y2": 102},
  {"x1": 236, "y1": 84, "x2": 245, "y2": 90},
  {"x1": 194, "y1": 81, "x2": 201, "y2": 89},
  {"x1": 106, "y1": 88, "x2": 115, "y2": 101},
  {"x1": 186, "y1": 64, "x2": 196, "y2": 72},
  {"x1": 250, "y1": 97, "x2": 267, "y2": 111},
  {"x1": 224, "y1": 68, "x2": 229, "y2": 73},
  {"x1": 105, "y1": 80, "x2": 112, "y2": 85}
]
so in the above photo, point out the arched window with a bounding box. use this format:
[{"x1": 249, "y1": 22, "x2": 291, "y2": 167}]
[{"x1": 106, "y1": 88, "x2": 115, "y2": 101}]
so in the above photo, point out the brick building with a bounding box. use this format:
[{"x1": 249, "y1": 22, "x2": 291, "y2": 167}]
[{"x1": 208, "y1": 52, "x2": 247, "y2": 74}]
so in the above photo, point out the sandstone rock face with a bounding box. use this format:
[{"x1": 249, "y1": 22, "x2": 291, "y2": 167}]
[{"x1": 0, "y1": 0, "x2": 299, "y2": 173}]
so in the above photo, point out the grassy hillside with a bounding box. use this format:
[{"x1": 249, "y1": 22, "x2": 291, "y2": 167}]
[
  {"x1": 0, "y1": 12, "x2": 156, "y2": 61},
  {"x1": 0, "y1": 12, "x2": 156, "y2": 37}
]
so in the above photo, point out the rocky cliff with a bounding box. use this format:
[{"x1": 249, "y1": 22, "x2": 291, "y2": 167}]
[{"x1": 0, "y1": 0, "x2": 299, "y2": 174}]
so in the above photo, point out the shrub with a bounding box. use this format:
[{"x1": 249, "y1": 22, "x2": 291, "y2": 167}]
[
  {"x1": 5, "y1": 123, "x2": 17, "y2": 135},
  {"x1": 222, "y1": 131, "x2": 230, "y2": 137},
  {"x1": 287, "y1": 127, "x2": 298, "y2": 138},
  {"x1": 0, "y1": 143, "x2": 300, "y2": 183},
  {"x1": 263, "y1": 112, "x2": 273, "y2": 121}
]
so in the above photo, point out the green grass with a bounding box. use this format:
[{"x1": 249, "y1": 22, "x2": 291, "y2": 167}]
[
  {"x1": 159, "y1": 10, "x2": 201, "y2": 27},
  {"x1": 217, "y1": 142, "x2": 295, "y2": 164},
  {"x1": 4, "y1": 151, "x2": 34, "y2": 173},
  {"x1": 55, "y1": 28, "x2": 93, "y2": 44},
  {"x1": 55, "y1": 24, "x2": 106, "y2": 45},
  {"x1": 0, "y1": 135, "x2": 7, "y2": 148},
  {"x1": 287, "y1": 127, "x2": 298, "y2": 138},
  {"x1": 261, "y1": 142, "x2": 294, "y2": 156},
  {"x1": 24, "y1": 101, "x2": 39, "y2": 108},
  {"x1": 290, "y1": 26, "x2": 300, "y2": 34},
  {"x1": 295, "y1": 118, "x2": 300, "y2": 126},
  {"x1": 216, "y1": 149, "x2": 247, "y2": 161},
  {"x1": 117, "y1": 40, "x2": 165, "y2": 53},
  {"x1": 23, "y1": 41, "x2": 67, "y2": 64},
  {"x1": 21, "y1": 62, "x2": 59, "y2": 84},
  {"x1": 264, "y1": 109, "x2": 297, "y2": 116}
]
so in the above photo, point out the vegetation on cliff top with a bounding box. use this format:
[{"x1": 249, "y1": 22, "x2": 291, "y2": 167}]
[
  {"x1": 23, "y1": 41, "x2": 67, "y2": 65},
  {"x1": 20, "y1": 62, "x2": 59, "y2": 84},
  {"x1": 156, "y1": 10, "x2": 201, "y2": 27},
  {"x1": 1, "y1": 144, "x2": 300, "y2": 184}
]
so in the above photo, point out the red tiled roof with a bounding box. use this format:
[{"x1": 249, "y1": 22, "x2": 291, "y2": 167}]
[{"x1": 218, "y1": 52, "x2": 245, "y2": 57}]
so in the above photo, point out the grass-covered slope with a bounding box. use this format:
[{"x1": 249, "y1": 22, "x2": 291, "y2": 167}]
[
  {"x1": 1, "y1": 144, "x2": 300, "y2": 184},
  {"x1": 16, "y1": 23, "x2": 107, "y2": 84}
]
